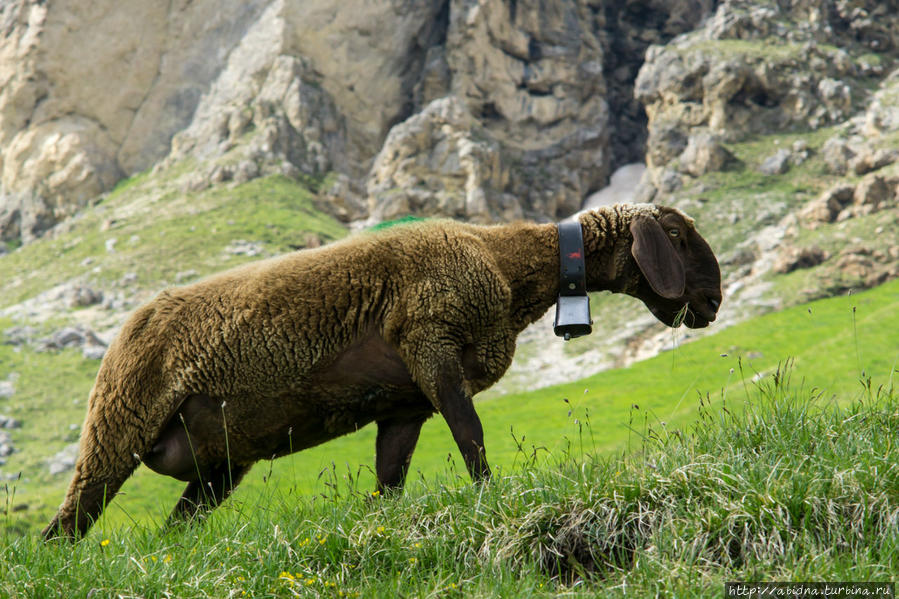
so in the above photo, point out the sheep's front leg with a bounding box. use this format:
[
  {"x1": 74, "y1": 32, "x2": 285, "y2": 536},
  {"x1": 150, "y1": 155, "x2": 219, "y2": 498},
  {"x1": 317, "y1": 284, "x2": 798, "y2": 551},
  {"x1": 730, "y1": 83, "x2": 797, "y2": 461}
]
[
  {"x1": 434, "y1": 369, "x2": 491, "y2": 482},
  {"x1": 375, "y1": 414, "x2": 428, "y2": 493}
]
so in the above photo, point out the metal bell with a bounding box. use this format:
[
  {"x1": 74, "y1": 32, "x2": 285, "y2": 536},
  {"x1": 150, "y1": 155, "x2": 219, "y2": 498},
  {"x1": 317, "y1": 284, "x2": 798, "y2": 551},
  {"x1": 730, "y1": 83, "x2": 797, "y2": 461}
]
[{"x1": 553, "y1": 294, "x2": 593, "y2": 341}]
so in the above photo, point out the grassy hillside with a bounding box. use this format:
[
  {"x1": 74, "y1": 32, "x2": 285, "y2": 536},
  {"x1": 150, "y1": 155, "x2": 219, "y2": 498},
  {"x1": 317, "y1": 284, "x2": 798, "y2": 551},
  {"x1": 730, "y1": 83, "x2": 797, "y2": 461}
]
[
  {"x1": 0, "y1": 159, "x2": 896, "y2": 595},
  {"x1": 1, "y1": 364, "x2": 895, "y2": 597},
  {"x1": 0, "y1": 171, "x2": 347, "y2": 309},
  {"x1": 2, "y1": 273, "x2": 896, "y2": 539}
]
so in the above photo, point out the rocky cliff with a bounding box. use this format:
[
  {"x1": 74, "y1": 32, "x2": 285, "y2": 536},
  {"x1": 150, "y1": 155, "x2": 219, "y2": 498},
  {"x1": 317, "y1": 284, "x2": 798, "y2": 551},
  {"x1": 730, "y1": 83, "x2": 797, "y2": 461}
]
[{"x1": 1, "y1": 0, "x2": 716, "y2": 242}]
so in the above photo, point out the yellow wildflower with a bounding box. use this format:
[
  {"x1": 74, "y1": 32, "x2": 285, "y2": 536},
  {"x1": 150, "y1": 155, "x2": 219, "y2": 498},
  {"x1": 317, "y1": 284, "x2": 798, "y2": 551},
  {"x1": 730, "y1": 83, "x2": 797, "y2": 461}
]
[{"x1": 100, "y1": 539, "x2": 110, "y2": 547}]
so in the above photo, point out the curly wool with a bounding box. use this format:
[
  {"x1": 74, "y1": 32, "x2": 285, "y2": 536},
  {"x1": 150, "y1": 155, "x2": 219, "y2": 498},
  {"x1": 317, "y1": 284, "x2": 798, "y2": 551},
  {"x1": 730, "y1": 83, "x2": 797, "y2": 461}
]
[{"x1": 43, "y1": 203, "x2": 714, "y2": 540}]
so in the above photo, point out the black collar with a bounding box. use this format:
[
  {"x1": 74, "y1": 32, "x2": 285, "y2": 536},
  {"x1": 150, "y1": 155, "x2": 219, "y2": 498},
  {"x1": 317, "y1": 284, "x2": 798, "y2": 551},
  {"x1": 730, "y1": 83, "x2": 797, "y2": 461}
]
[
  {"x1": 557, "y1": 220, "x2": 586, "y2": 296},
  {"x1": 553, "y1": 220, "x2": 593, "y2": 339}
]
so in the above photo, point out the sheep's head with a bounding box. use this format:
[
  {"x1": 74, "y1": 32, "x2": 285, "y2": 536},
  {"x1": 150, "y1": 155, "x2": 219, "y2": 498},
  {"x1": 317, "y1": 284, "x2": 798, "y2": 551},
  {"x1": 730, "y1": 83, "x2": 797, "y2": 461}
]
[{"x1": 625, "y1": 206, "x2": 722, "y2": 329}]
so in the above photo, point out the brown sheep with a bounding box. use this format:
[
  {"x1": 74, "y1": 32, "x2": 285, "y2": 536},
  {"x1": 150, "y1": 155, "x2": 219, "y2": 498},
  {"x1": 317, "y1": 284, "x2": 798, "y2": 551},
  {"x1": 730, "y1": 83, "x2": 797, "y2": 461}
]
[{"x1": 42, "y1": 203, "x2": 721, "y2": 540}]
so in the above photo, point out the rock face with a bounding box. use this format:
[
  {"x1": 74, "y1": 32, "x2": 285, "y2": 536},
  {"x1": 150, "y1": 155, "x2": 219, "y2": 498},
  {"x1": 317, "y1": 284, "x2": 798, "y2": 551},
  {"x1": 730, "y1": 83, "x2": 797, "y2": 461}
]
[
  {"x1": 0, "y1": 0, "x2": 274, "y2": 242},
  {"x1": 635, "y1": 0, "x2": 899, "y2": 196},
  {"x1": 366, "y1": 96, "x2": 519, "y2": 222},
  {"x1": 0, "y1": 0, "x2": 717, "y2": 242}
]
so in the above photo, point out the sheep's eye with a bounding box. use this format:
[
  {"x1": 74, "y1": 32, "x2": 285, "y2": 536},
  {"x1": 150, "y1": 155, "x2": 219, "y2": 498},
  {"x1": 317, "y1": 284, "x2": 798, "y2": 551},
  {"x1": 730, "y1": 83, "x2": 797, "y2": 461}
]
[{"x1": 668, "y1": 228, "x2": 680, "y2": 238}]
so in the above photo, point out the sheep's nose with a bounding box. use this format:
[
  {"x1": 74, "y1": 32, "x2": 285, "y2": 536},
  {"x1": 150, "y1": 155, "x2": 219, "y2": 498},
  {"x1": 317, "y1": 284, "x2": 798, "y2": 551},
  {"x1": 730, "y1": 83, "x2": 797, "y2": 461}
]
[{"x1": 708, "y1": 298, "x2": 720, "y2": 312}]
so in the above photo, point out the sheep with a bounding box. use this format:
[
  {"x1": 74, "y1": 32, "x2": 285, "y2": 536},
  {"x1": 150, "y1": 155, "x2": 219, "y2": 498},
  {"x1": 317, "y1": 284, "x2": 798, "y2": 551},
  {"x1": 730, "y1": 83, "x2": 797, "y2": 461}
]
[{"x1": 42, "y1": 203, "x2": 721, "y2": 540}]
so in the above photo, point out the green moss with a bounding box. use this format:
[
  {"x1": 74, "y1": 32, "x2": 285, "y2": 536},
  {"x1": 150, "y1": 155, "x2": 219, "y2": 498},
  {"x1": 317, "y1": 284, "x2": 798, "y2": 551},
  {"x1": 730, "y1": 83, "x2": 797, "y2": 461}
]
[{"x1": 366, "y1": 215, "x2": 425, "y2": 232}]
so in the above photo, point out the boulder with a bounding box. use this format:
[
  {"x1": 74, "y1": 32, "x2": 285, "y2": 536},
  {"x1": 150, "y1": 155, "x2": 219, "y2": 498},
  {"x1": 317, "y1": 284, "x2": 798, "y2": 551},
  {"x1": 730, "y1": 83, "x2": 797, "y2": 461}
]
[
  {"x1": 47, "y1": 443, "x2": 79, "y2": 476},
  {"x1": 799, "y1": 184, "x2": 855, "y2": 226},
  {"x1": 850, "y1": 174, "x2": 897, "y2": 215},
  {"x1": 679, "y1": 132, "x2": 734, "y2": 177},
  {"x1": 850, "y1": 148, "x2": 899, "y2": 176},
  {"x1": 774, "y1": 246, "x2": 829, "y2": 274},
  {"x1": 821, "y1": 136, "x2": 856, "y2": 176},
  {"x1": 65, "y1": 286, "x2": 103, "y2": 308},
  {"x1": 759, "y1": 149, "x2": 792, "y2": 176},
  {"x1": 0, "y1": 415, "x2": 22, "y2": 429}
]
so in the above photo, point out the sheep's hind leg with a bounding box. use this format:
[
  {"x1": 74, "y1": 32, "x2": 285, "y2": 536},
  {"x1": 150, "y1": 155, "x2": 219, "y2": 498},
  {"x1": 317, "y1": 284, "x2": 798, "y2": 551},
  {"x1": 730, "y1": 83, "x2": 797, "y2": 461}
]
[
  {"x1": 166, "y1": 462, "x2": 250, "y2": 526},
  {"x1": 42, "y1": 472, "x2": 132, "y2": 541},
  {"x1": 42, "y1": 422, "x2": 142, "y2": 541},
  {"x1": 375, "y1": 414, "x2": 428, "y2": 494}
]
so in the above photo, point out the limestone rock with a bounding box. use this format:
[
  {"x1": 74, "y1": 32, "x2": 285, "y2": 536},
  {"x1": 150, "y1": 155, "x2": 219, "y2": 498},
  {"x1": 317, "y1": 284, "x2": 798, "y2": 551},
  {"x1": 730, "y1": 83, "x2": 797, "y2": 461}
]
[
  {"x1": 0, "y1": 431, "x2": 14, "y2": 459},
  {"x1": 282, "y1": 0, "x2": 448, "y2": 167},
  {"x1": 774, "y1": 245, "x2": 829, "y2": 274},
  {"x1": 800, "y1": 184, "x2": 855, "y2": 226},
  {"x1": 47, "y1": 443, "x2": 79, "y2": 476},
  {"x1": 318, "y1": 174, "x2": 367, "y2": 224},
  {"x1": 0, "y1": 0, "x2": 274, "y2": 242},
  {"x1": 442, "y1": 0, "x2": 611, "y2": 219},
  {"x1": 849, "y1": 174, "x2": 897, "y2": 216},
  {"x1": 0, "y1": 415, "x2": 22, "y2": 430},
  {"x1": 367, "y1": 97, "x2": 518, "y2": 223},
  {"x1": 759, "y1": 149, "x2": 793, "y2": 176},
  {"x1": 65, "y1": 286, "x2": 103, "y2": 309},
  {"x1": 821, "y1": 136, "x2": 856, "y2": 176},
  {"x1": 850, "y1": 148, "x2": 899, "y2": 176},
  {"x1": 633, "y1": 0, "x2": 895, "y2": 192},
  {"x1": 679, "y1": 132, "x2": 735, "y2": 177}
]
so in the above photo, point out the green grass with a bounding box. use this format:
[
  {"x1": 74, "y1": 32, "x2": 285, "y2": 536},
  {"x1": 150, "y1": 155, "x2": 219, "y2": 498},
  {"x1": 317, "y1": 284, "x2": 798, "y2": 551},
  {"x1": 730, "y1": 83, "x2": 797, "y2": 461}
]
[
  {"x1": 2, "y1": 274, "x2": 897, "y2": 542},
  {"x1": 1, "y1": 149, "x2": 897, "y2": 594},
  {"x1": 0, "y1": 172, "x2": 347, "y2": 306},
  {"x1": 1, "y1": 362, "x2": 895, "y2": 597}
]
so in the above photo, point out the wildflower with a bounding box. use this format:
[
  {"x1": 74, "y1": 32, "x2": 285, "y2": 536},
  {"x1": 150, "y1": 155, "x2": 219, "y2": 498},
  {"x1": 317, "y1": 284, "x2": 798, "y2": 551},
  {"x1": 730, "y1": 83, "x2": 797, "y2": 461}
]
[
  {"x1": 319, "y1": 536, "x2": 327, "y2": 545},
  {"x1": 370, "y1": 490, "x2": 380, "y2": 498},
  {"x1": 299, "y1": 537, "x2": 311, "y2": 547},
  {"x1": 279, "y1": 571, "x2": 295, "y2": 582},
  {"x1": 408, "y1": 557, "x2": 417, "y2": 564},
  {"x1": 376, "y1": 526, "x2": 385, "y2": 534},
  {"x1": 163, "y1": 554, "x2": 172, "y2": 564},
  {"x1": 100, "y1": 539, "x2": 110, "y2": 547},
  {"x1": 413, "y1": 542, "x2": 421, "y2": 549}
]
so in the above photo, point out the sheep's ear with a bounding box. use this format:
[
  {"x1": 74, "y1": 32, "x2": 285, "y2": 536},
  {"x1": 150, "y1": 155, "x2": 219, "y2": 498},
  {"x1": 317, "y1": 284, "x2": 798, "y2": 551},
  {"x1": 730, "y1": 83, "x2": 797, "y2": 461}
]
[{"x1": 630, "y1": 215, "x2": 685, "y2": 299}]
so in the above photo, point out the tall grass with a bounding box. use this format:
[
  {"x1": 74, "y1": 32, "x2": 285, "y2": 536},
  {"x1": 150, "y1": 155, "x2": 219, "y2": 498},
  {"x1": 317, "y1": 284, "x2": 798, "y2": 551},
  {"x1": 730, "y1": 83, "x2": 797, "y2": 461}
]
[{"x1": 2, "y1": 364, "x2": 895, "y2": 597}]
